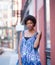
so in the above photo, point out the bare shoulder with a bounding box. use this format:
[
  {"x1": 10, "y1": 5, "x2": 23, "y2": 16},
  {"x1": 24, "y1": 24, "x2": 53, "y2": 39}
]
[
  {"x1": 24, "y1": 30, "x2": 28, "y2": 34},
  {"x1": 20, "y1": 30, "x2": 28, "y2": 36}
]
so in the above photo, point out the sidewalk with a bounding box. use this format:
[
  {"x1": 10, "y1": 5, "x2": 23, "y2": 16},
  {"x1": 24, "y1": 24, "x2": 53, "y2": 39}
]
[{"x1": 0, "y1": 48, "x2": 18, "y2": 65}]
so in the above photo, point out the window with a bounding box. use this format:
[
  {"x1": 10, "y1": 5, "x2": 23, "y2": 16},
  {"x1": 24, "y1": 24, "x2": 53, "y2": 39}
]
[
  {"x1": 0, "y1": 27, "x2": 14, "y2": 49},
  {"x1": 46, "y1": 0, "x2": 51, "y2": 49},
  {"x1": 45, "y1": 0, "x2": 51, "y2": 65}
]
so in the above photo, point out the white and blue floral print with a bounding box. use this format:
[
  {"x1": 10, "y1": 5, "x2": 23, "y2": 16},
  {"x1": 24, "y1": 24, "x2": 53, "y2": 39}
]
[{"x1": 16, "y1": 31, "x2": 41, "y2": 65}]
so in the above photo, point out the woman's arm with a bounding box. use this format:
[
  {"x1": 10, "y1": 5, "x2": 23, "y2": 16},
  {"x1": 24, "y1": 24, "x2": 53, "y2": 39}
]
[
  {"x1": 18, "y1": 32, "x2": 22, "y2": 65},
  {"x1": 34, "y1": 31, "x2": 42, "y2": 48}
]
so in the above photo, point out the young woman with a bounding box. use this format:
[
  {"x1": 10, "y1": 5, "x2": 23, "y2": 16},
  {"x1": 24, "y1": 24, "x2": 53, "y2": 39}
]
[{"x1": 16, "y1": 15, "x2": 42, "y2": 65}]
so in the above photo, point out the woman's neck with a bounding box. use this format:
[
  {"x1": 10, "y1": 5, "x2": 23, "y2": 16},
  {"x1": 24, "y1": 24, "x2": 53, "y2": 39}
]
[{"x1": 28, "y1": 28, "x2": 35, "y2": 33}]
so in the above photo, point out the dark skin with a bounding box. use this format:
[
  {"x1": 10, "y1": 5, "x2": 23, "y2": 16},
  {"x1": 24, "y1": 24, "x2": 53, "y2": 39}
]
[{"x1": 18, "y1": 20, "x2": 42, "y2": 65}]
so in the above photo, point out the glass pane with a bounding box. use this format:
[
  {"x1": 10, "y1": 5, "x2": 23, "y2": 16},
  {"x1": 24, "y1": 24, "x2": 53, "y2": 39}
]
[
  {"x1": 46, "y1": 0, "x2": 51, "y2": 48},
  {"x1": 46, "y1": 0, "x2": 51, "y2": 65},
  {"x1": 46, "y1": 58, "x2": 51, "y2": 65}
]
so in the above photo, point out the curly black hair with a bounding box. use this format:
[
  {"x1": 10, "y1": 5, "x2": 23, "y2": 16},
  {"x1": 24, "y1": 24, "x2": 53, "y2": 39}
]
[{"x1": 24, "y1": 15, "x2": 36, "y2": 27}]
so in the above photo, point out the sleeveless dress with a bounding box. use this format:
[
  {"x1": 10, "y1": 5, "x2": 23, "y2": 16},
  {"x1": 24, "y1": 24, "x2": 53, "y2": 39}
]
[{"x1": 16, "y1": 31, "x2": 41, "y2": 65}]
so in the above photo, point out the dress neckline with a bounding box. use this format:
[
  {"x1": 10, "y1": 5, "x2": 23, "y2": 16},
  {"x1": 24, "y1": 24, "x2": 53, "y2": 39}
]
[
  {"x1": 24, "y1": 37, "x2": 31, "y2": 40},
  {"x1": 24, "y1": 32, "x2": 37, "y2": 37},
  {"x1": 23, "y1": 32, "x2": 38, "y2": 41}
]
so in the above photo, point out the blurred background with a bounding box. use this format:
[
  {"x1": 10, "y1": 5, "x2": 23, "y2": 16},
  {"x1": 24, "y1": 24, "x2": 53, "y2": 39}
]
[{"x1": 0, "y1": 0, "x2": 55, "y2": 65}]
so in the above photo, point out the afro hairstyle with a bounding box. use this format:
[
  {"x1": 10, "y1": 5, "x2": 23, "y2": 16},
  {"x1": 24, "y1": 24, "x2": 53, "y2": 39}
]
[{"x1": 24, "y1": 15, "x2": 36, "y2": 26}]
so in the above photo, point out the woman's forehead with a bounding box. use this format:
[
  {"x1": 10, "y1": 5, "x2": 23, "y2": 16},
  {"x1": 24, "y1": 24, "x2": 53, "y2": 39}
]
[{"x1": 26, "y1": 20, "x2": 33, "y2": 23}]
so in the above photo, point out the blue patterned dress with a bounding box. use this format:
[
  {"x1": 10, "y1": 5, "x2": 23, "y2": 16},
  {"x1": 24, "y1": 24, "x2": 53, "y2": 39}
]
[{"x1": 16, "y1": 31, "x2": 41, "y2": 65}]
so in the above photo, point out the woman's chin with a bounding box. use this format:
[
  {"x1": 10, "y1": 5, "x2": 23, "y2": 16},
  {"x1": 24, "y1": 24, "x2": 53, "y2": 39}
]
[{"x1": 28, "y1": 28, "x2": 33, "y2": 31}]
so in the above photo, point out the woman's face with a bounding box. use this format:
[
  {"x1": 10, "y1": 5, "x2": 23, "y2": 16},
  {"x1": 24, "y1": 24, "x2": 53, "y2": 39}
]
[{"x1": 26, "y1": 20, "x2": 34, "y2": 30}]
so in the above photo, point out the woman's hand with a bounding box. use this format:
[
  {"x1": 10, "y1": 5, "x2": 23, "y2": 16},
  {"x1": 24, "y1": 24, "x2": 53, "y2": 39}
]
[
  {"x1": 34, "y1": 31, "x2": 42, "y2": 48},
  {"x1": 19, "y1": 60, "x2": 22, "y2": 65},
  {"x1": 18, "y1": 52, "x2": 22, "y2": 65}
]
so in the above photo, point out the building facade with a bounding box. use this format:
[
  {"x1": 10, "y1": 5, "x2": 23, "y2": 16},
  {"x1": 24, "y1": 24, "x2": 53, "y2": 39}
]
[
  {"x1": 0, "y1": 0, "x2": 13, "y2": 48},
  {"x1": 0, "y1": 0, "x2": 22, "y2": 49},
  {"x1": 21, "y1": 0, "x2": 55, "y2": 65}
]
